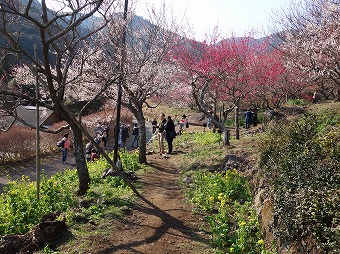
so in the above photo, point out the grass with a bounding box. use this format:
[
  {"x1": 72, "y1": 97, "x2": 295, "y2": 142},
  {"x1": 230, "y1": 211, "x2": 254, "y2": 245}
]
[{"x1": 0, "y1": 150, "x2": 143, "y2": 253}]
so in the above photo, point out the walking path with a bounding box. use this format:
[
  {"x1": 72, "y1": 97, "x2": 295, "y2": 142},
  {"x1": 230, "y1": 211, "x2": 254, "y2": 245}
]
[
  {"x1": 0, "y1": 120, "x2": 154, "y2": 193},
  {"x1": 88, "y1": 152, "x2": 212, "y2": 253}
]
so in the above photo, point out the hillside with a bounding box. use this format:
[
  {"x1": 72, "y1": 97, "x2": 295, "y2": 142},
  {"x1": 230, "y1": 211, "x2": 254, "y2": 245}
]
[{"x1": 0, "y1": 101, "x2": 338, "y2": 253}]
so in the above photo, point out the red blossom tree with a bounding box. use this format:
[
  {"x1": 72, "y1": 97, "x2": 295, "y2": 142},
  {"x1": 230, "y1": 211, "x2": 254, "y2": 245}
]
[{"x1": 170, "y1": 33, "x2": 305, "y2": 141}]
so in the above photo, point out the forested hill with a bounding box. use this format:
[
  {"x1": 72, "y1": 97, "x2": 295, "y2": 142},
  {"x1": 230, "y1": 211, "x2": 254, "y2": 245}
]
[
  {"x1": 0, "y1": 0, "x2": 157, "y2": 76},
  {"x1": 1, "y1": 0, "x2": 278, "y2": 77}
]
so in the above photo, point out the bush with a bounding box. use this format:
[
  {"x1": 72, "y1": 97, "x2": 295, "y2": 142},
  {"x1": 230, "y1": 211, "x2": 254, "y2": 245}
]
[
  {"x1": 0, "y1": 126, "x2": 36, "y2": 164},
  {"x1": 286, "y1": 98, "x2": 308, "y2": 106},
  {"x1": 258, "y1": 115, "x2": 340, "y2": 253}
]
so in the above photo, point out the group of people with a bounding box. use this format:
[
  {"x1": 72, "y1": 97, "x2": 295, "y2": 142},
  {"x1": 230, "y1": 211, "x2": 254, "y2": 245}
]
[
  {"x1": 154, "y1": 113, "x2": 189, "y2": 155},
  {"x1": 244, "y1": 108, "x2": 258, "y2": 129},
  {"x1": 94, "y1": 123, "x2": 110, "y2": 147},
  {"x1": 117, "y1": 122, "x2": 139, "y2": 149},
  {"x1": 59, "y1": 113, "x2": 187, "y2": 163}
]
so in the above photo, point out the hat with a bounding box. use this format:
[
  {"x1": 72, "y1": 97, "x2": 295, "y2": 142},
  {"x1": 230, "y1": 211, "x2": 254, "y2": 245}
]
[{"x1": 182, "y1": 114, "x2": 186, "y2": 118}]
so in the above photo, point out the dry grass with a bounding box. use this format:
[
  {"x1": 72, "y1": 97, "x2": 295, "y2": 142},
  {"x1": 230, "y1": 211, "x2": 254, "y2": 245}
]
[{"x1": 0, "y1": 107, "x2": 133, "y2": 165}]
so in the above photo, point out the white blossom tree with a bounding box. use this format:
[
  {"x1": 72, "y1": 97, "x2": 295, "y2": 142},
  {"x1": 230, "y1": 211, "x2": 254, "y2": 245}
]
[
  {"x1": 0, "y1": 0, "x2": 126, "y2": 195},
  {"x1": 84, "y1": 2, "x2": 181, "y2": 163},
  {"x1": 276, "y1": 0, "x2": 340, "y2": 100}
]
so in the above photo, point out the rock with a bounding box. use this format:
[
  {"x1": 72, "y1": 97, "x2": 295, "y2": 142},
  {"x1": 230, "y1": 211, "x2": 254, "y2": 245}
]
[
  {"x1": 147, "y1": 150, "x2": 154, "y2": 155},
  {"x1": 220, "y1": 154, "x2": 239, "y2": 171},
  {"x1": 182, "y1": 177, "x2": 193, "y2": 185},
  {"x1": 121, "y1": 206, "x2": 133, "y2": 215},
  {"x1": 0, "y1": 219, "x2": 68, "y2": 254}
]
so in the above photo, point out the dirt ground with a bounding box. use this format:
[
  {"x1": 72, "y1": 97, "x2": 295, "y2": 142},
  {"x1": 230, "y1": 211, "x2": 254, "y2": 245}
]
[{"x1": 85, "y1": 152, "x2": 213, "y2": 254}]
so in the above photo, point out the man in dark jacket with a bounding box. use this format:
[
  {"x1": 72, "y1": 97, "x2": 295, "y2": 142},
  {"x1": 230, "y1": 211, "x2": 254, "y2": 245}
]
[
  {"x1": 165, "y1": 116, "x2": 176, "y2": 154},
  {"x1": 244, "y1": 109, "x2": 254, "y2": 129}
]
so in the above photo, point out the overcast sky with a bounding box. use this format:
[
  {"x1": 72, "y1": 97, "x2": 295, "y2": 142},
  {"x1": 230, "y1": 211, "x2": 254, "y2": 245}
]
[{"x1": 135, "y1": 0, "x2": 292, "y2": 39}]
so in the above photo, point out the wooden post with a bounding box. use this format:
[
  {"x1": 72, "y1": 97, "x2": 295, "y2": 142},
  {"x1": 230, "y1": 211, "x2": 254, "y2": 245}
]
[{"x1": 34, "y1": 44, "x2": 40, "y2": 199}]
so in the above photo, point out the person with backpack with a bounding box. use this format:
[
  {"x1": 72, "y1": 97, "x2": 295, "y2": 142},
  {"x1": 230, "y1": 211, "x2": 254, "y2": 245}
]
[
  {"x1": 61, "y1": 133, "x2": 71, "y2": 163},
  {"x1": 131, "y1": 122, "x2": 139, "y2": 148}
]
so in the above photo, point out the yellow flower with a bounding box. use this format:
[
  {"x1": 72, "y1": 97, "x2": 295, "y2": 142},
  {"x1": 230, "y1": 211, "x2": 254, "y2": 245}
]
[
  {"x1": 218, "y1": 192, "x2": 224, "y2": 200},
  {"x1": 209, "y1": 196, "x2": 214, "y2": 202},
  {"x1": 240, "y1": 221, "x2": 246, "y2": 226},
  {"x1": 257, "y1": 239, "x2": 265, "y2": 245},
  {"x1": 220, "y1": 199, "x2": 226, "y2": 208},
  {"x1": 229, "y1": 247, "x2": 234, "y2": 253}
]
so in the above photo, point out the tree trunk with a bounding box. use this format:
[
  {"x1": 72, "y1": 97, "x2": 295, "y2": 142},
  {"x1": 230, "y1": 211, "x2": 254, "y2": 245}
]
[
  {"x1": 222, "y1": 128, "x2": 230, "y2": 146},
  {"x1": 136, "y1": 116, "x2": 147, "y2": 164},
  {"x1": 70, "y1": 123, "x2": 90, "y2": 195},
  {"x1": 235, "y1": 106, "x2": 240, "y2": 140},
  {"x1": 214, "y1": 121, "x2": 230, "y2": 146}
]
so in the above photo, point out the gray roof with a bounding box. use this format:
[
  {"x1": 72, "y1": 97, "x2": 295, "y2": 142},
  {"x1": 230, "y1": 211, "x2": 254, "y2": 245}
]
[
  {"x1": 0, "y1": 106, "x2": 55, "y2": 131},
  {"x1": 15, "y1": 105, "x2": 54, "y2": 128}
]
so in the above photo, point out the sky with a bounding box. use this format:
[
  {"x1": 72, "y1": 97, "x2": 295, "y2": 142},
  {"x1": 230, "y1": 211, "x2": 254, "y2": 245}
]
[
  {"x1": 134, "y1": 0, "x2": 292, "y2": 39},
  {"x1": 43, "y1": 0, "x2": 292, "y2": 40}
]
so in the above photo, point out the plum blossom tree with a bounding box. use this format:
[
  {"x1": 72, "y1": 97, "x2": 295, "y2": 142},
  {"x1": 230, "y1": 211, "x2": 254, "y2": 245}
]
[
  {"x1": 276, "y1": 0, "x2": 340, "y2": 100},
  {"x1": 86, "y1": 2, "x2": 180, "y2": 163},
  {"x1": 0, "y1": 0, "x2": 123, "y2": 195},
  {"x1": 170, "y1": 33, "x2": 305, "y2": 140},
  {"x1": 247, "y1": 47, "x2": 306, "y2": 109},
  {"x1": 171, "y1": 36, "x2": 268, "y2": 143}
]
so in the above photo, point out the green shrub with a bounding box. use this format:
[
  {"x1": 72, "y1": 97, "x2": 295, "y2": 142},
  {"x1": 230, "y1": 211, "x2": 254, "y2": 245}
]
[
  {"x1": 258, "y1": 115, "x2": 340, "y2": 253},
  {"x1": 286, "y1": 99, "x2": 308, "y2": 106},
  {"x1": 193, "y1": 132, "x2": 221, "y2": 146}
]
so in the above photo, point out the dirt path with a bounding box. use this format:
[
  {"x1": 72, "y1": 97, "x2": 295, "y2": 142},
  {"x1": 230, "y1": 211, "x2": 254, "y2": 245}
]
[{"x1": 89, "y1": 152, "x2": 212, "y2": 254}]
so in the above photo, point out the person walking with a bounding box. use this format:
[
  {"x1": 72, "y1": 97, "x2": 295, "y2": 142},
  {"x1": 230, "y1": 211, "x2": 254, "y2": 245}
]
[
  {"x1": 165, "y1": 116, "x2": 176, "y2": 154},
  {"x1": 85, "y1": 140, "x2": 93, "y2": 162},
  {"x1": 178, "y1": 114, "x2": 188, "y2": 135},
  {"x1": 151, "y1": 118, "x2": 158, "y2": 134},
  {"x1": 207, "y1": 107, "x2": 213, "y2": 129},
  {"x1": 244, "y1": 109, "x2": 254, "y2": 129},
  {"x1": 131, "y1": 122, "x2": 139, "y2": 148},
  {"x1": 157, "y1": 113, "x2": 166, "y2": 154},
  {"x1": 61, "y1": 133, "x2": 71, "y2": 163},
  {"x1": 119, "y1": 123, "x2": 129, "y2": 149}
]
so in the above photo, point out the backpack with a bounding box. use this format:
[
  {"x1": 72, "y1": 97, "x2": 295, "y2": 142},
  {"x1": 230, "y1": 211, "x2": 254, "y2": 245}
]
[{"x1": 57, "y1": 140, "x2": 65, "y2": 148}]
